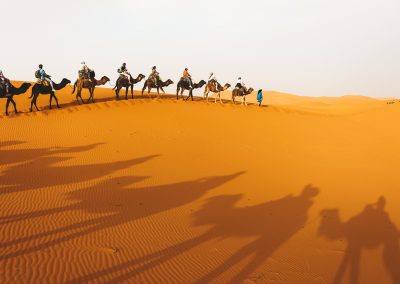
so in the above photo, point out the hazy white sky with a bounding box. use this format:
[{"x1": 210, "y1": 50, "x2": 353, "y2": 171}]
[{"x1": 1, "y1": 0, "x2": 399, "y2": 97}]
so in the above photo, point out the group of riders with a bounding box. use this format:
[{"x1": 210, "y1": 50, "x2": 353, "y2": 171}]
[{"x1": 1, "y1": 62, "x2": 249, "y2": 96}]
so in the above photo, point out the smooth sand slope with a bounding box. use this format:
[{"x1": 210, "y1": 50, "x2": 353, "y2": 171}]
[{"x1": 1, "y1": 82, "x2": 400, "y2": 283}]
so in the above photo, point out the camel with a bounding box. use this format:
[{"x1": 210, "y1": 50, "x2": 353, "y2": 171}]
[
  {"x1": 0, "y1": 82, "x2": 31, "y2": 116},
  {"x1": 203, "y1": 82, "x2": 231, "y2": 103},
  {"x1": 141, "y1": 78, "x2": 174, "y2": 98},
  {"x1": 176, "y1": 79, "x2": 207, "y2": 101},
  {"x1": 232, "y1": 87, "x2": 254, "y2": 105},
  {"x1": 29, "y1": 78, "x2": 71, "y2": 112},
  {"x1": 113, "y1": 74, "x2": 146, "y2": 100},
  {"x1": 72, "y1": 72, "x2": 110, "y2": 104}
]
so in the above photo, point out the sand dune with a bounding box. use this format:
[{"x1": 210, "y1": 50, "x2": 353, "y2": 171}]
[{"x1": 1, "y1": 81, "x2": 400, "y2": 283}]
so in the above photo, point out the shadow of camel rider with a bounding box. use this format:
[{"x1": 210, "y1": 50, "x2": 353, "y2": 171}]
[{"x1": 319, "y1": 196, "x2": 400, "y2": 284}]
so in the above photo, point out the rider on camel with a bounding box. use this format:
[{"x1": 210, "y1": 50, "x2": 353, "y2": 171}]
[
  {"x1": 208, "y1": 72, "x2": 219, "y2": 89},
  {"x1": 79, "y1": 62, "x2": 92, "y2": 82},
  {"x1": 118, "y1": 63, "x2": 132, "y2": 82},
  {"x1": 0, "y1": 70, "x2": 11, "y2": 97},
  {"x1": 182, "y1": 68, "x2": 193, "y2": 87},
  {"x1": 149, "y1": 66, "x2": 160, "y2": 87},
  {"x1": 36, "y1": 64, "x2": 54, "y2": 91},
  {"x1": 235, "y1": 77, "x2": 247, "y2": 93}
]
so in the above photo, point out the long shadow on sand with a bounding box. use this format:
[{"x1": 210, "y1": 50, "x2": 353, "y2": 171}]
[
  {"x1": 67, "y1": 184, "x2": 320, "y2": 283},
  {"x1": 319, "y1": 196, "x2": 400, "y2": 284},
  {"x1": 0, "y1": 141, "x2": 157, "y2": 196},
  {"x1": 0, "y1": 166, "x2": 244, "y2": 265}
]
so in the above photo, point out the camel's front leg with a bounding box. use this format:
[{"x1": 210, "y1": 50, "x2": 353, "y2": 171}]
[
  {"x1": 30, "y1": 95, "x2": 36, "y2": 112},
  {"x1": 33, "y1": 97, "x2": 40, "y2": 111},
  {"x1": 76, "y1": 89, "x2": 85, "y2": 104},
  {"x1": 125, "y1": 86, "x2": 129, "y2": 100}
]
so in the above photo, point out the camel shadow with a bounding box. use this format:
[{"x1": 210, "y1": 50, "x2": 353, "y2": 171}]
[
  {"x1": 318, "y1": 196, "x2": 400, "y2": 284},
  {"x1": 68, "y1": 184, "x2": 320, "y2": 283},
  {"x1": 0, "y1": 169, "x2": 244, "y2": 266},
  {"x1": 0, "y1": 141, "x2": 159, "y2": 195}
]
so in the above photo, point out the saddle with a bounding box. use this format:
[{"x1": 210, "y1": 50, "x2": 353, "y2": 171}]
[{"x1": 37, "y1": 79, "x2": 49, "y2": 87}]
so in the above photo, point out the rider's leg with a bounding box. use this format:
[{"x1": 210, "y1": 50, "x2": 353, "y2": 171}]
[{"x1": 46, "y1": 78, "x2": 55, "y2": 91}]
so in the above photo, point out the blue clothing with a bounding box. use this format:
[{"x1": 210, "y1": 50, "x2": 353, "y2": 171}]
[
  {"x1": 257, "y1": 90, "x2": 263, "y2": 103},
  {"x1": 39, "y1": 69, "x2": 46, "y2": 80}
]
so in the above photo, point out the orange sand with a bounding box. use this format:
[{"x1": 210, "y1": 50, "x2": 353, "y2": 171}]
[{"x1": 1, "y1": 81, "x2": 400, "y2": 283}]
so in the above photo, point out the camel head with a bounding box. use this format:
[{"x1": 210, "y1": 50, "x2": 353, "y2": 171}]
[
  {"x1": 61, "y1": 78, "x2": 72, "y2": 85},
  {"x1": 247, "y1": 88, "x2": 254, "y2": 94},
  {"x1": 101, "y1": 76, "x2": 110, "y2": 84},
  {"x1": 197, "y1": 80, "x2": 206, "y2": 87},
  {"x1": 164, "y1": 79, "x2": 174, "y2": 86},
  {"x1": 20, "y1": 82, "x2": 32, "y2": 89},
  {"x1": 138, "y1": 74, "x2": 146, "y2": 81},
  {"x1": 223, "y1": 83, "x2": 231, "y2": 90}
]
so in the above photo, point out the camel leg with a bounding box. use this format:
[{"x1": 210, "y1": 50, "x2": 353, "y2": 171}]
[
  {"x1": 176, "y1": 86, "x2": 180, "y2": 100},
  {"x1": 88, "y1": 88, "x2": 95, "y2": 103},
  {"x1": 115, "y1": 87, "x2": 120, "y2": 100},
  {"x1": 131, "y1": 84, "x2": 134, "y2": 99},
  {"x1": 49, "y1": 92, "x2": 53, "y2": 109},
  {"x1": 125, "y1": 86, "x2": 129, "y2": 100},
  {"x1": 5, "y1": 99, "x2": 10, "y2": 115},
  {"x1": 157, "y1": 88, "x2": 160, "y2": 98},
  {"x1": 34, "y1": 97, "x2": 40, "y2": 111},
  {"x1": 11, "y1": 98, "x2": 17, "y2": 114},
  {"x1": 30, "y1": 96, "x2": 35, "y2": 112},
  {"x1": 53, "y1": 94, "x2": 61, "y2": 108},
  {"x1": 141, "y1": 84, "x2": 146, "y2": 96},
  {"x1": 219, "y1": 92, "x2": 222, "y2": 104}
]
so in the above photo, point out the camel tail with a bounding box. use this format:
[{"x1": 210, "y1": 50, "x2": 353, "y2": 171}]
[
  {"x1": 142, "y1": 81, "x2": 147, "y2": 94},
  {"x1": 72, "y1": 81, "x2": 77, "y2": 94}
]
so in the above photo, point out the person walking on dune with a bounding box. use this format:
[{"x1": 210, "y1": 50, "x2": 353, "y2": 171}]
[
  {"x1": 0, "y1": 70, "x2": 11, "y2": 97},
  {"x1": 35, "y1": 64, "x2": 54, "y2": 91},
  {"x1": 257, "y1": 89, "x2": 263, "y2": 106}
]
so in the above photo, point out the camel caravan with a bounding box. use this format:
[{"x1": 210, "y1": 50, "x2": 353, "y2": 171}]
[{"x1": 0, "y1": 63, "x2": 263, "y2": 115}]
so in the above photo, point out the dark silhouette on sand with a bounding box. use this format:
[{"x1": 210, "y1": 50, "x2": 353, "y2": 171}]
[
  {"x1": 68, "y1": 184, "x2": 319, "y2": 283},
  {"x1": 319, "y1": 196, "x2": 400, "y2": 284}
]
